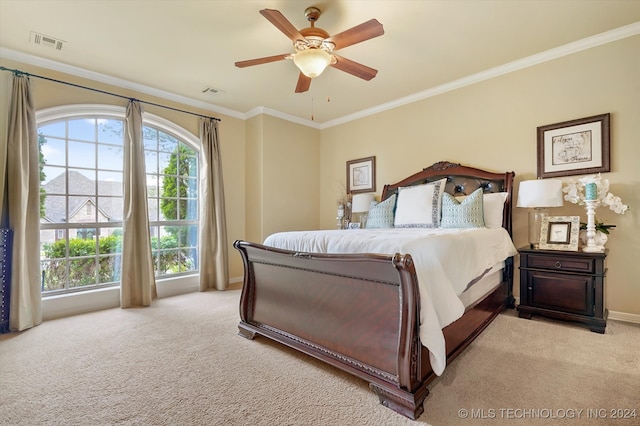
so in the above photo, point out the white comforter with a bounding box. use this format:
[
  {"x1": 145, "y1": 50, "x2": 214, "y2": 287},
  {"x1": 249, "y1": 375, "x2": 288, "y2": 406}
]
[{"x1": 263, "y1": 227, "x2": 517, "y2": 376}]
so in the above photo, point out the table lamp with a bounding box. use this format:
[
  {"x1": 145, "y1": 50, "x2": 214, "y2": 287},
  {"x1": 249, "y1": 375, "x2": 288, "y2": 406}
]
[
  {"x1": 516, "y1": 179, "x2": 564, "y2": 248},
  {"x1": 351, "y1": 193, "x2": 375, "y2": 228}
]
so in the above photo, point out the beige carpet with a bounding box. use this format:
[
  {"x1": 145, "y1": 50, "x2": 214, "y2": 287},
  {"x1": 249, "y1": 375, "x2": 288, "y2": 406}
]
[{"x1": 1, "y1": 289, "x2": 639, "y2": 426}]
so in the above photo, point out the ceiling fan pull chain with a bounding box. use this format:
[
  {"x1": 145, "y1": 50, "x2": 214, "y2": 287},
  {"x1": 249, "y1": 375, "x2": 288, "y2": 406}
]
[{"x1": 311, "y1": 96, "x2": 315, "y2": 121}]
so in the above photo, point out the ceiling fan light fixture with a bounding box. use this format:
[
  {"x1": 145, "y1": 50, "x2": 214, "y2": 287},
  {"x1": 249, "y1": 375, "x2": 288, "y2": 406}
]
[{"x1": 293, "y1": 48, "x2": 332, "y2": 78}]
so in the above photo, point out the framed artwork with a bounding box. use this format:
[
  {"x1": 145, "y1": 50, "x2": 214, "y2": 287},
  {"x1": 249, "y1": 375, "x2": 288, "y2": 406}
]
[
  {"x1": 346, "y1": 156, "x2": 376, "y2": 194},
  {"x1": 537, "y1": 113, "x2": 610, "y2": 178},
  {"x1": 539, "y1": 216, "x2": 580, "y2": 251}
]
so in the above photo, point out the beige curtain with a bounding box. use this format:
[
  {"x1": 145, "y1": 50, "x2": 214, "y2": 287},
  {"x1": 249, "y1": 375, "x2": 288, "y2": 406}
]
[
  {"x1": 6, "y1": 74, "x2": 42, "y2": 330},
  {"x1": 198, "y1": 118, "x2": 228, "y2": 291},
  {"x1": 120, "y1": 100, "x2": 156, "y2": 307}
]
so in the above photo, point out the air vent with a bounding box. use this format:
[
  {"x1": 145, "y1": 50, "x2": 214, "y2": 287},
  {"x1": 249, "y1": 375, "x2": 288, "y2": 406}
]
[
  {"x1": 202, "y1": 87, "x2": 224, "y2": 96},
  {"x1": 30, "y1": 31, "x2": 65, "y2": 50}
]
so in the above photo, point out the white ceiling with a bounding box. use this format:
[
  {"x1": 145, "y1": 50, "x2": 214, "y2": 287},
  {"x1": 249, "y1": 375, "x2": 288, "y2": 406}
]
[{"x1": 1, "y1": 1, "x2": 639, "y2": 126}]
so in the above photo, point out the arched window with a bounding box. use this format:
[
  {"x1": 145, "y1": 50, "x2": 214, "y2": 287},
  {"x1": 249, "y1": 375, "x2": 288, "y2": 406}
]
[{"x1": 37, "y1": 105, "x2": 200, "y2": 294}]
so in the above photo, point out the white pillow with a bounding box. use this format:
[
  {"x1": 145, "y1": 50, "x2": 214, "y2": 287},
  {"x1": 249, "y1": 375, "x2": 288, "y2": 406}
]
[
  {"x1": 394, "y1": 178, "x2": 447, "y2": 228},
  {"x1": 455, "y1": 192, "x2": 508, "y2": 229}
]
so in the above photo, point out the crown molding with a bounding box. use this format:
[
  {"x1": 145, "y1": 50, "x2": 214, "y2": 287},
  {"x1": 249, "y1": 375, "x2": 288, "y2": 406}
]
[
  {"x1": 3, "y1": 22, "x2": 639, "y2": 129},
  {"x1": 0, "y1": 47, "x2": 245, "y2": 120},
  {"x1": 319, "y1": 22, "x2": 640, "y2": 129}
]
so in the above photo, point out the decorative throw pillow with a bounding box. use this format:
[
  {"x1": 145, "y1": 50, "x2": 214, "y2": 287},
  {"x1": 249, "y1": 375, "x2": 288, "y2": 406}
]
[
  {"x1": 393, "y1": 178, "x2": 447, "y2": 228},
  {"x1": 455, "y1": 192, "x2": 508, "y2": 228},
  {"x1": 441, "y1": 188, "x2": 485, "y2": 228},
  {"x1": 365, "y1": 194, "x2": 396, "y2": 229}
]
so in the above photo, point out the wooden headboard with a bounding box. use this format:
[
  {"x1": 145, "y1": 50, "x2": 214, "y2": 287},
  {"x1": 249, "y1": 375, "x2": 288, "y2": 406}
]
[{"x1": 381, "y1": 161, "x2": 515, "y2": 236}]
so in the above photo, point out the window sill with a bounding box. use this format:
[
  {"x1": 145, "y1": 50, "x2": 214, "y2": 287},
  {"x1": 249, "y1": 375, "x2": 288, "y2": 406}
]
[{"x1": 42, "y1": 274, "x2": 200, "y2": 321}]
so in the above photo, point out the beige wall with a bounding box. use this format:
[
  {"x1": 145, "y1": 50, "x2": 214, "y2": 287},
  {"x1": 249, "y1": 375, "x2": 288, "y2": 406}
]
[
  {"x1": 1, "y1": 34, "x2": 638, "y2": 317},
  {"x1": 319, "y1": 35, "x2": 640, "y2": 317},
  {"x1": 244, "y1": 114, "x2": 320, "y2": 243}
]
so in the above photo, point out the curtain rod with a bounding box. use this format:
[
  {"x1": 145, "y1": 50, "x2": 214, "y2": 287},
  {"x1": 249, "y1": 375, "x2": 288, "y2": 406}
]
[{"x1": 0, "y1": 66, "x2": 221, "y2": 122}]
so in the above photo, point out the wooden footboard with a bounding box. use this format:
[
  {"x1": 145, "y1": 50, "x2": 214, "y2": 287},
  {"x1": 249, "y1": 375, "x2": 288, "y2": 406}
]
[
  {"x1": 234, "y1": 240, "x2": 514, "y2": 420},
  {"x1": 235, "y1": 240, "x2": 429, "y2": 419}
]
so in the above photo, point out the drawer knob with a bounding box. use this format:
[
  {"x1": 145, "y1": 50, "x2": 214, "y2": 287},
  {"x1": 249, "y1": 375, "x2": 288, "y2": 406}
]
[{"x1": 554, "y1": 261, "x2": 562, "y2": 269}]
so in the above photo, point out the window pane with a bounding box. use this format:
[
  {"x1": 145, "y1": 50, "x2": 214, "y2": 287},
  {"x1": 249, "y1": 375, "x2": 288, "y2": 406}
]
[
  {"x1": 148, "y1": 197, "x2": 159, "y2": 221},
  {"x1": 159, "y1": 196, "x2": 177, "y2": 220},
  {"x1": 68, "y1": 141, "x2": 96, "y2": 169},
  {"x1": 68, "y1": 118, "x2": 96, "y2": 142},
  {"x1": 98, "y1": 255, "x2": 120, "y2": 284},
  {"x1": 97, "y1": 144, "x2": 124, "y2": 170},
  {"x1": 158, "y1": 133, "x2": 177, "y2": 152},
  {"x1": 42, "y1": 167, "x2": 65, "y2": 192},
  {"x1": 40, "y1": 137, "x2": 66, "y2": 166},
  {"x1": 180, "y1": 248, "x2": 197, "y2": 273},
  {"x1": 41, "y1": 259, "x2": 67, "y2": 291},
  {"x1": 149, "y1": 227, "x2": 159, "y2": 249},
  {"x1": 146, "y1": 174, "x2": 158, "y2": 196},
  {"x1": 97, "y1": 196, "x2": 123, "y2": 221},
  {"x1": 68, "y1": 196, "x2": 96, "y2": 223},
  {"x1": 97, "y1": 171, "x2": 123, "y2": 196},
  {"x1": 185, "y1": 199, "x2": 198, "y2": 220},
  {"x1": 41, "y1": 233, "x2": 67, "y2": 260},
  {"x1": 143, "y1": 127, "x2": 158, "y2": 150},
  {"x1": 158, "y1": 152, "x2": 172, "y2": 172},
  {"x1": 39, "y1": 121, "x2": 65, "y2": 138},
  {"x1": 97, "y1": 119, "x2": 124, "y2": 145},
  {"x1": 68, "y1": 257, "x2": 97, "y2": 288},
  {"x1": 68, "y1": 169, "x2": 96, "y2": 195},
  {"x1": 185, "y1": 177, "x2": 197, "y2": 198},
  {"x1": 98, "y1": 228, "x2": 122, "y2": 254},
  {"x1": 42, "y1": 195, "x2": 66, "y2": 223},
  {"x1": 145, "y1": 151, "x2": 158, "y2": 174},
  {"x1": 186, "y1": 155, "x2": 197, "y2": 177}
]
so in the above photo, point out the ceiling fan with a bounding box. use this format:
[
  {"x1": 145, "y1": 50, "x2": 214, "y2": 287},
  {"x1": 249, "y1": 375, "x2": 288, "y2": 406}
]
[{"x1": 235, "y1": 7, "x2": 384, "y2": 93}]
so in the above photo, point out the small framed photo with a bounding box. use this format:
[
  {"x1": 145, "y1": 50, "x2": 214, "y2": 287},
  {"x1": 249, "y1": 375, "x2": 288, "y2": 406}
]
[
  {"x1": 539, "y1": 216, "x2": 580, "y2": 251},
  {"x1": 348, "y1": 222, "x2": 361, "y2": 229},
  {"x1": 537, "y1": 113, "x2": 610, "y2": 178},
  {"x1": 347, "y1": 156, "x2": 376, "y2": 194}
]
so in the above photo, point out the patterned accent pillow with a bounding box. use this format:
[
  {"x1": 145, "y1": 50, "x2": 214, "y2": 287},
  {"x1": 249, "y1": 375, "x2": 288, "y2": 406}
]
[
  {"x1": 456, "y1": 192, "x2": 508, "y2": 229},
  {"x1": 441, "y1": 188, "x2": 485, "y2": 228},
  {"x1": 365, "y1": 194, "x2": 396, "y2": 229},
  {"x1": 393, "y1": 178, "x2": 447, "y2": 228}
]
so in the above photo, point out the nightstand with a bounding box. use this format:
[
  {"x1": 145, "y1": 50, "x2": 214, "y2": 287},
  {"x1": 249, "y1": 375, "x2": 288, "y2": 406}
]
[{"x1": 517, "y1": 247, "x2": 607, "y2": 333}]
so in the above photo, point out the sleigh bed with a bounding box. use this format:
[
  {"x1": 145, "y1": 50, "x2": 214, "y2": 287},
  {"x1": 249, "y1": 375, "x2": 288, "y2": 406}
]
[{"x1": 234, "y1": 161, "x2": 516, "y2": 420}]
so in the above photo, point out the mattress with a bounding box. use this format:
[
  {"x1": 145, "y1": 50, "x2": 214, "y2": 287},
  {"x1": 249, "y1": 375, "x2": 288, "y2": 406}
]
[{"x1": 459, "y1": 262, "x2": 504, "y2": 309}]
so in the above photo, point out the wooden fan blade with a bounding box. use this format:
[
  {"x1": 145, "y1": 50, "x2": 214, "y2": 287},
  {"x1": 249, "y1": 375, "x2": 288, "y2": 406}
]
[
  {"x1": 330, "y1": 55, "x2": 378, "y2": 81},
  {"x1": 235, "y1": 54, "x2": 290, "y2": 68},
  {"x1": 295, "y1": 73, "x2": 312, "y2": 93},
  {"x1": 326, "y1": 19, "x2": 384, "y2": 50},
  {"x1": 260, "y1": 9, "x2": 306, "y2": 42}
]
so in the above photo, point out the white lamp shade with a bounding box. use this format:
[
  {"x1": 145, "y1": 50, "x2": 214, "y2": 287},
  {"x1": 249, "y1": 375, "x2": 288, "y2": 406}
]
[
  {"x1": 293, "y1": 48, "x2": 332, "y2": 78},
  {"x1": 351, "y1": 193, "x2": 375, "y2": 213},
  {"x1": 516, "y1": 179, "x2": 564, "y2": 208}
]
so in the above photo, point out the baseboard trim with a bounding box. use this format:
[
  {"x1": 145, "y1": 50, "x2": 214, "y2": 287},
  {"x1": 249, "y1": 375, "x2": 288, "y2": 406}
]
[
  {"x1": 607, "y1": 311, "x2": 640, "y2": 325},
  {"x1": 512, "y1": 297, "x2": 639, "y2": 325}
]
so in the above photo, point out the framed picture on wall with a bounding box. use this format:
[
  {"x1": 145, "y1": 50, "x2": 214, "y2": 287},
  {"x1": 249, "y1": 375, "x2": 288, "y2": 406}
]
[
  {"x1": 346, "y1": 156, "x2": 376, "y2": 194},
  {"x1": 537, "y1": 113, "x2": 610, "y2": 178},
  {"x1": 539, "y1": 216, "x2": 580, "y2": 251}
]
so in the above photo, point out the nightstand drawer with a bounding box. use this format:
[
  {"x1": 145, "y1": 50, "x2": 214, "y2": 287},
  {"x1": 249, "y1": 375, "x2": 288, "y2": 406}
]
[{"x1": 527, "y1": 254, "x2": 594, "y2": 274}]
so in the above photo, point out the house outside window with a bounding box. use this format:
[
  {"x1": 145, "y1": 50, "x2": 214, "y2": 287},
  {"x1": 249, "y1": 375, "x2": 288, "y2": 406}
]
[{"x1": 38, "y1": 105, "x2": 200, "y2": 294}]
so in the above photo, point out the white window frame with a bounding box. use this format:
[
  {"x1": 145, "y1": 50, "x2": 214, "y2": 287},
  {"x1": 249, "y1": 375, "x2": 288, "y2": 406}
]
[{"x1": 37, "y1": 104, "x2": 201, "y2": 319}]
